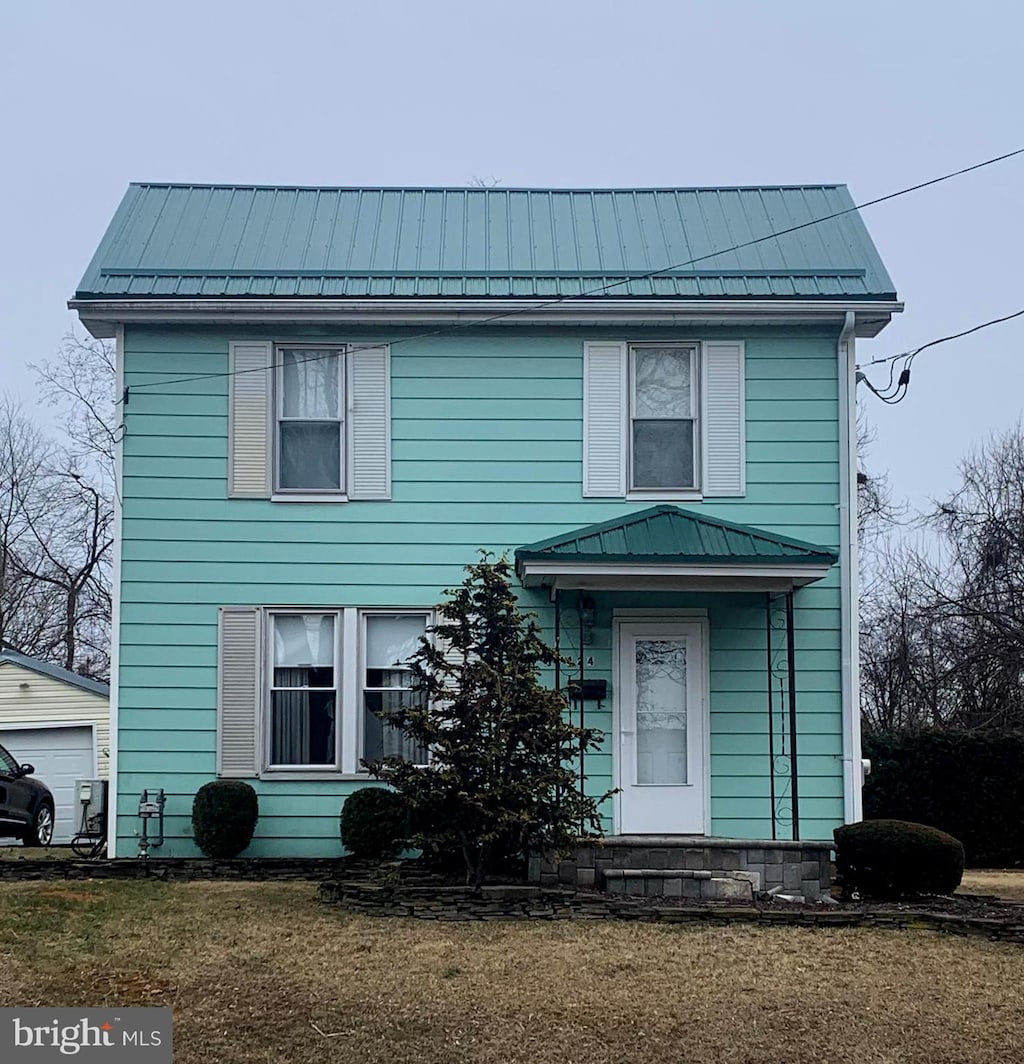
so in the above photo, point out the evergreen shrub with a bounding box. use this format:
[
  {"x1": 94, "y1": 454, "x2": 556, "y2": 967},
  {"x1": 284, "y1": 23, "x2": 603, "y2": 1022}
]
[{"x1": 192, "y1": 780, "x2": 259, "y2": 858}]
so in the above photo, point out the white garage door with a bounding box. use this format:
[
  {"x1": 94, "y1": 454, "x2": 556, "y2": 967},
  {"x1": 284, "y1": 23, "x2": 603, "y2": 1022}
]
[{"x1": 0, "y1": 726, "x2": 94, "y2": 844}]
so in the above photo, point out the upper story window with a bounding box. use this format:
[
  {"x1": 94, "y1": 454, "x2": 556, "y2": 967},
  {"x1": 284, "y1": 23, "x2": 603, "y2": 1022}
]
[
  {"x1": 583, "y1": 339, "x2": 745, "y2": 499},
  {"x1": 276, "y1": 347, "x2": 346, "y2": 492},
  {"x1": 229, "y1": 340, "x2": 391, "y2": 501},
  {"x1": 630, "y1": 344, "x2": 698, "y2": 491}
]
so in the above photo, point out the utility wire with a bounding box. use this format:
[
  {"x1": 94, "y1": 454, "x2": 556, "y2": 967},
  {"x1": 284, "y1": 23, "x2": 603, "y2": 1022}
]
[
  {"x1": 118, "y1": 147, "x2": 1024, "y2": 401},
  {"x1": 858, "y1": 306, "x2": 1024, "y2": 369},
  {"x1": 857, "y1": 305, "x2": 1024, "y2": 405}
]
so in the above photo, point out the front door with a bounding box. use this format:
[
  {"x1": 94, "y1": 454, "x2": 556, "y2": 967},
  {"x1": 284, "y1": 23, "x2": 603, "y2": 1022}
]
[{"x1": 617, "y1": 621, "x2": 707, "y2": 834}]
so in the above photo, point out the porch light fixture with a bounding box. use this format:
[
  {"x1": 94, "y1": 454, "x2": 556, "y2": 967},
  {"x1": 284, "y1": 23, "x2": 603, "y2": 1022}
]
[{"x1": 578, "y1": 595, "x2": 596, "y2": 645}]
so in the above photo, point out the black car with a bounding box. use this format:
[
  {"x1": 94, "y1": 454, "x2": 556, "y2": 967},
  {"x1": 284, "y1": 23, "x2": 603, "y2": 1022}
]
[{"x1": 0, "y1": 741, "x2": 54, "y2": 846}]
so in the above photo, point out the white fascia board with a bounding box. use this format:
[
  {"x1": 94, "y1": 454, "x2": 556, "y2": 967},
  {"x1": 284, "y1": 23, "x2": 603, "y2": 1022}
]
[
  {"x1": 519, "y1": 560, "x2": 832, "y2": 590},
  {"x1": 69, "y1": 297, "x2": 903, "y2": 339},
  {"x1": 522, "y1": 561, "x2": 832, "y2": 578}
]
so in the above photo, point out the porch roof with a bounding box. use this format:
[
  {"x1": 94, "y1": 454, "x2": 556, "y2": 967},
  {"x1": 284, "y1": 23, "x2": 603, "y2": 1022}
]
[{"x1": 514, "y1": 505, "x2": 838, "y2": 592}]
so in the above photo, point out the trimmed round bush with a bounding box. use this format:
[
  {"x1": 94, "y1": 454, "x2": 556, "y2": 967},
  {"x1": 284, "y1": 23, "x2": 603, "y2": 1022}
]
[
  {"x1": 192, "y1": 781, "x2": 259, "y2": 858},
  {"x1": 834, "y1": 819, "x2": 964, "y2": 899},
  {"x1": 340, "y1": 787, "x2": 408, "y2": 859}
]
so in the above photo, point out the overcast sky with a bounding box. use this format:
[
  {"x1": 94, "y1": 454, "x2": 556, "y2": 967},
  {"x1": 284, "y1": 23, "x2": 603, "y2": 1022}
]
[{"x1": 1, "y1": 0, "x2": 1020, "y2": 511}]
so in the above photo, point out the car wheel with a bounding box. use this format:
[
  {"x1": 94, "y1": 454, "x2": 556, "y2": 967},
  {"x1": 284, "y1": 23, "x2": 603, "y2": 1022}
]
[{"x1": 25, "y1": 803, "x2": 54, "y2": 847}]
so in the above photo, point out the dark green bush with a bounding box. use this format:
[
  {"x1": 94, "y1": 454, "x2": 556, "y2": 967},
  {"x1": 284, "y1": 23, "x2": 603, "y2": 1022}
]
[
  {"x1": 192, "y1": 781, "x2": 258, "y2": 858},
  {"x1": 834, "y1": 819, "x2": 964, "y2": 898},
  {"x1": 340, "y1": 787, "x2": 408, "y2": 859},
  {"x1": 863, "y1": 730, "x2": 1024, "y2": 866}
]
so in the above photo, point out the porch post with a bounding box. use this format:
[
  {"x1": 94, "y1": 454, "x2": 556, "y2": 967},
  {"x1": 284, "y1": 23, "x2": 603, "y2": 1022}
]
[
  {"x1": 766, "y1": 592, "x2": 777, "y2": 840},
  {"x1": 577, "y1": 592, "x2": 586, "y2": 826},
  {"x1": 785, "y1": 590, "x2": 800, "y2": 840}
]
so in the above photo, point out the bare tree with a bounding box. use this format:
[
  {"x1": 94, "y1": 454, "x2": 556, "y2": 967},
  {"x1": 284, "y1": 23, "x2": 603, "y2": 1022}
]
[
  {"x1": 0, "y1": 334, "x2": 116, "y2": 679},
  {"x1": 33, "y1": 333, "x2": 117, "y2": 485},
  {"x1": 859, "y1": 422, "x2": 1024, "y2": 732}
]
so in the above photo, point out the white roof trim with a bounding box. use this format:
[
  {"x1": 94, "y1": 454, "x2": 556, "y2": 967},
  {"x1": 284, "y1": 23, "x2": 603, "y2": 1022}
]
[
  {"x1": 69, "y1": 297, "x2": 902, "y2": 338},
  {"x1": 519, "y1": 560, "x2": 833, "y2": 591}
]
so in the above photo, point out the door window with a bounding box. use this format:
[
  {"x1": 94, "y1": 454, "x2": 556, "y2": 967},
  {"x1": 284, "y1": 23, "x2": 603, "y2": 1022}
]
[{"x1": 635, "y1": 638, "x2": 688, "y2": 785}]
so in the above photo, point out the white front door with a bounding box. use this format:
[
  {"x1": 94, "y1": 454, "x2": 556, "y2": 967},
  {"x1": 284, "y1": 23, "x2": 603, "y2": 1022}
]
[{"x1": 617, "y1": 621, "x2": 707, "y2": 834}]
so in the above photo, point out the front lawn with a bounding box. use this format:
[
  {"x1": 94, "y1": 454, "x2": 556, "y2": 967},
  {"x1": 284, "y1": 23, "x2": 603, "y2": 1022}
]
[
  {"x1": 1, "y1": 881, "x2": 1023, "y2": 1063},
  {"x1": 0, "y1": 845, "x2": 76, "y2": 861},
  {"x1": 960, "y1": 869, "x2": 1024, "y2": 901}
]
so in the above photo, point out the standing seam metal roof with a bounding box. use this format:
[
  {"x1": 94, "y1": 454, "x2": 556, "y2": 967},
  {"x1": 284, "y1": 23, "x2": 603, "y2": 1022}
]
[
  {"x1": 75, "y1": 184, "x2": 897, "y2": 301},
  {"x1": 514, "y1": 506, "x2": 839, "y2": 567}
]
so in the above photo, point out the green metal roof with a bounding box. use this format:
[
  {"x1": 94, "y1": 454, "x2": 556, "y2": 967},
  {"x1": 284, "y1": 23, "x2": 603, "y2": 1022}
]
[
  {"x1": 75, "y1": 183, "x2": 896, "y2": 301},
  {"x1": 514, "y1": 506, "x2": 838, "y2": 568}
]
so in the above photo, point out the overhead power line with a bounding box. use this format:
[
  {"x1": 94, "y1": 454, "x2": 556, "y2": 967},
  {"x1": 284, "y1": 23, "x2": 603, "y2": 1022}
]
[
  {"x1": 858, "y1": 306, "x2": 1024, "y2": 370},
  {"x1": 857, "y1": 306, "x2": 1024, "y2": 405},
  {"x1": 118, "y1": 146, "x2": 1024, "y2": 401}
]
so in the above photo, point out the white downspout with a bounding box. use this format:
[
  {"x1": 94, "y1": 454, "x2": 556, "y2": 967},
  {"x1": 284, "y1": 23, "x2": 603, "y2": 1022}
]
[
  {"x1": 836, "y1": 311, "x2": 862, "y2": 823},
  {"x1": 106, "y1": 324, "x2": 125, "y2": 855}
]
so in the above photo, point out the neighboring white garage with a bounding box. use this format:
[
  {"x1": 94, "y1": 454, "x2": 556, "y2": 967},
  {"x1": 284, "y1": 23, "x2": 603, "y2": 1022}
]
[{"x1": 0, "y1": 651, "x2": 109, "y2": 845}]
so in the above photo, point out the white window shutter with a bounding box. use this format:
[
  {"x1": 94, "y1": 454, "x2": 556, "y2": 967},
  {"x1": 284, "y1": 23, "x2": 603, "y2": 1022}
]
[
  {"x1": 703, "y1": 340, "x2": 746, "y2": 497},
  {"x1": 583, "y1": 341, "x2": 627, "y2": 497},
  {"x1": 217, "y1": 607, "x2": 261, "y2": 777},
  {"x1": 348, "y1": 345, "x2": 391, "y2": 499},
  {"x1": 228, "y1": 341, "x2": 272, "y2": 498}
]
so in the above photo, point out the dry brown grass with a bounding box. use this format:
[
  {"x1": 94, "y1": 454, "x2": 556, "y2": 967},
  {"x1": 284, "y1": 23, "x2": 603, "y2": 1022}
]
[
  {"x1": 961, "y1": 870, "x2": 1024, "y2": 902},
  {"x1": 2, "y1": 879, "x2": 1024, "y2": 1064},
  {"x1": 0, "y1": 844, "x2": 75, "y2": 861}
]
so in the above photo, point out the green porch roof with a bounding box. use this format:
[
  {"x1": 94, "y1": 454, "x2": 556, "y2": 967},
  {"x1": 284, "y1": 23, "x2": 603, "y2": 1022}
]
[
  {"x1": 514, "y1": 506, "x2": 838, "y2": 569},
  {"x1": 75, "y1": 183, "x2": 897, "y2": 301}
]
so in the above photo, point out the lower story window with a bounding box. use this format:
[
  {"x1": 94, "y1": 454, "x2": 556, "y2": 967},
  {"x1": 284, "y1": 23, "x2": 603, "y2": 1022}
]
[
  {"x1": 362, "y1": 613, "x2": 430, "y2": 766},
  {"x1": 261, "y1": 608, "x2": 428, "y2": 773},
  {"x1": 269, "y1": 613, "x2": 338, "y2": 767}
]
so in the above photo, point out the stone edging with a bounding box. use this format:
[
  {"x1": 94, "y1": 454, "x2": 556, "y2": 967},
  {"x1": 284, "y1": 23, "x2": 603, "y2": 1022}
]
[
  {"x1": 320, "y1": 880, "x2": 1024, "y2": 943},
  {"x1": 598, "y1": 836, "x2": 835, "y2": 851},
  {"x1": 0, "y1": 857, "x2": 346, "y2": 881}
]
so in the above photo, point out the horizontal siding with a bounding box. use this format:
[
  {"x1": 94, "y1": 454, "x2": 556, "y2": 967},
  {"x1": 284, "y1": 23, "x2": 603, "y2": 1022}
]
[
  {"x1": 0, "y1": 663, "x2": 110, "y2": 779},
  {"x1": 115, "y1": 326, "x2": 846, "y2": 854}
]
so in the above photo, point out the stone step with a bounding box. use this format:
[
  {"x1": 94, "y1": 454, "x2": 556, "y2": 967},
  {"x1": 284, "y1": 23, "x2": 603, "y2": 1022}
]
[{"x1": 602, "y1": 868, "x2": 761, "y2": 901}]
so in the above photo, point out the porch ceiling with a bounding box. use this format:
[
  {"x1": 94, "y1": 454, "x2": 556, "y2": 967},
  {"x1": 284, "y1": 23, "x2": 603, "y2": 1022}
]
[{"x1": 514, "y1": 505, "x2": 837, "y2": 591}]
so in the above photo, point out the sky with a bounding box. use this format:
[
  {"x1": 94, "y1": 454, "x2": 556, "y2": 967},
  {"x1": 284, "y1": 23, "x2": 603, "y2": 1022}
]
[{"x1": 1, "y1": 0, "x2": 1021, "y2": 512}]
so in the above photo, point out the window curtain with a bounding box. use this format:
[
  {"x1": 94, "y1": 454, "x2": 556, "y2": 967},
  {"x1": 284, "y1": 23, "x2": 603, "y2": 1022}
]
[
  {"x1": 274, "y1": 615, "x2": 334, "y2": 669},
  {"x1": 281, "y1": 350, "x2": 340, "y2": 419},
  {"x1": 273, "y1": 669, "x2": 314, "y2": 765},
  {"x1": 365, "y1": 615, "x2": 425, "y2": 668},
  {"x1": 272, "y1": 675, "x2": 336, "y2": 765}
]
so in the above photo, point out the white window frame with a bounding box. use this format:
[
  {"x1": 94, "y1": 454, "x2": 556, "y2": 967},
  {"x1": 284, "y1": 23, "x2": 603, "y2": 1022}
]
[
  {"x1": 263, "y1": 609, "x2": 343, "y2": 772},
  {"x1": 358, "y1": 609, "x2": 433, "y2": 770},
  {"x1": 627, "y1": 341, "x2": 701, "y2": 497},
  {"x1": 273, "y1": 344, "x2": 347, "y2": 496},
  {"x1": 258, "y1": 606, "x2": 432, "y2": 778}
]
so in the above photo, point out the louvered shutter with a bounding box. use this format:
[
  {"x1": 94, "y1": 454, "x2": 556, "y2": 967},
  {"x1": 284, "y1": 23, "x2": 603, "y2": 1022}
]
[
  {"x1": 583, "y1": 342, "x2": 627, "y2": 497},
  {"x1": 228, "y1": 341, "x2": 272, "y2": 498},
  {"x1": 432, "y1": 613, "x2": 477, "y2": 699},
  {"x1": 217, "y1": 607, "x2": 261, "y2": 777},
  {"x1": 348, "y1": 345, "x2": 391, "y2": 500},
  {"x1": 702, "y1": 340, "x2": 746, "y2": 497}
]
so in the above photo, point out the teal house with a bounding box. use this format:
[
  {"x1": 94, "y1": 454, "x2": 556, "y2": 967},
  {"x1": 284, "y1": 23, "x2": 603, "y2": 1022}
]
[{"x1": 71, "y1": 184, "x2": 900, "y2": 877}]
